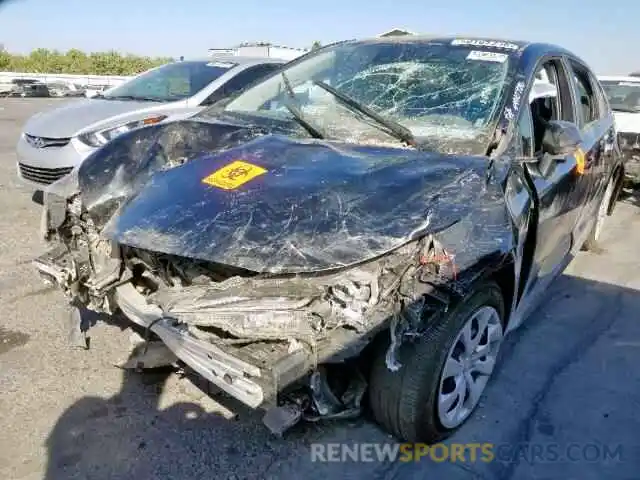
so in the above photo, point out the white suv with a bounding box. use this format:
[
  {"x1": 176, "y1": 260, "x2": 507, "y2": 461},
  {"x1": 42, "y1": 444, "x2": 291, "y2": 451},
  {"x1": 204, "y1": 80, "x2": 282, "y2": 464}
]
[{"x1": 598, "y1": 75, "x2": 640, "y2": 182}]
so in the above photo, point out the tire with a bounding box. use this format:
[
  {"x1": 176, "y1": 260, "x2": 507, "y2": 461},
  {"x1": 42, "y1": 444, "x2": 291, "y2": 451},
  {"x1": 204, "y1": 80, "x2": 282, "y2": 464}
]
[
  {"x1": 582, "y1": 173, "x2": 617, "y2": 251},
  {"x1": 368, "y1": 282, "x2": 505, "y2": 443}
]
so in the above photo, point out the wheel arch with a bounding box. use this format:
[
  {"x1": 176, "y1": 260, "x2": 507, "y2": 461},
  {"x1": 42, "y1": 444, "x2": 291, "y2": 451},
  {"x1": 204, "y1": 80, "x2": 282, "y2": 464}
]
[
  {"x1": 607, "y1": 163, "x2": 625, "y2": 216},
  {"x1": 486, "y1": 261, "x2": 516, "y2": 327}
]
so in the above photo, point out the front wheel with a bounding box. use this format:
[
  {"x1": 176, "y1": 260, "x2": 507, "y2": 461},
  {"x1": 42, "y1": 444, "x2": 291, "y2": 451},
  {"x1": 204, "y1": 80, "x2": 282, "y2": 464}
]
[{"x1": 368, "y1": 282, "x2": 505, "y2": 442}]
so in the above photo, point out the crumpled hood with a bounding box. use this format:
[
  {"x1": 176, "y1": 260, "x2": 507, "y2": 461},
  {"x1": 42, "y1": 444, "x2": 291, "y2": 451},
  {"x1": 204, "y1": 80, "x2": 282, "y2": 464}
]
[
  {"x1": 23, "y1": 98, "x2": 170, "y2": 138},
  {"x1": 93, "y1": 132, "x2": 498, "y2": 273}
]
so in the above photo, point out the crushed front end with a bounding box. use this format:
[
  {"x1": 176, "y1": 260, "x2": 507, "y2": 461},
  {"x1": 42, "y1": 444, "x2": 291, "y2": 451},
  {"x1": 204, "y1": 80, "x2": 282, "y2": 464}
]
[
  {"x1": 33, "y1": 122, "x2": 515, "y2": 435},
  {"x1": 35, "y1": 186, "x2": 463, "y2": 425}
]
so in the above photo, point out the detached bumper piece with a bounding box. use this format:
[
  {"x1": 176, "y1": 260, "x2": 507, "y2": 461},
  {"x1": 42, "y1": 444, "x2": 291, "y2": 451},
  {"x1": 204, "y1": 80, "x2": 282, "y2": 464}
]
[
  {"x1": 116, "y1": 282, "x2": 281, "y2": 408},
  {"x1": 33, "y1": 244, "x2": 74, "y2": 287}
]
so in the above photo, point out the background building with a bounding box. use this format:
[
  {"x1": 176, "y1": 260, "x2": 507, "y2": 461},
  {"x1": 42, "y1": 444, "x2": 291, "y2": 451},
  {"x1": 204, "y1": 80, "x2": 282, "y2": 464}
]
[
  {"x1": 208, "y1": 31, "x2": 417, "y2": 62},
  {"x1": 209, "y1": 42, "x2": 308, "y2": 61}
]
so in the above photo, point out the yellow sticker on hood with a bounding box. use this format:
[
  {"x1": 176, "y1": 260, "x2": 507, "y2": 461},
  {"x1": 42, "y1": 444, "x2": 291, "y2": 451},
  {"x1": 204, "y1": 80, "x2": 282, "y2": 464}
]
[{"x1": 202, "y1": 160, "x2": 267, "y2": 190}]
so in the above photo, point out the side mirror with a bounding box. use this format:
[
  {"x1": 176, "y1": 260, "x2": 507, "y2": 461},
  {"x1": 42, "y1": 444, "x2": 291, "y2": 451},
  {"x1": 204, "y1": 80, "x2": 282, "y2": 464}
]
[{"x1": 541, "y1": 120, "x2": 582, "y2": 156}]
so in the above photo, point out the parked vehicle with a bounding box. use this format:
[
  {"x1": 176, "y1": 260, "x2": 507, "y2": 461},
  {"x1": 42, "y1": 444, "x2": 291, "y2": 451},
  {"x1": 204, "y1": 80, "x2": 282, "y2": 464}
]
[
  {"x1": 20, "y1": 82, "x2": 51, "y2": 97},
  {"x1": 1, "y1": 78, "x2": 48, "y2": 97},
  {"x1": 84, "y1": 85, "x2": 112, "y2": 98},
  {"x1": 0, "y1": 80, "x2": 13, "y2": 96},
  {"x1": 47, "y1": 82, "x2": 86, "y2": 98},
  {"x1": 598, "y1": 75, "x2": 640, "y2": 183},
  {"x1": 16, "y1": 56, "x2": 286, "y2": 188},
  {"x1": 34, "y1": 36, "x2": 624, "y2": 442}
]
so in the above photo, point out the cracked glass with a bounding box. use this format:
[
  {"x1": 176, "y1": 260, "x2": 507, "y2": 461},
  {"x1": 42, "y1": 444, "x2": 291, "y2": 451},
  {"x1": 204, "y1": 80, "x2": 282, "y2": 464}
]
[{"x1": 219, "y1": 40, "x2": 512, "y2": 154}]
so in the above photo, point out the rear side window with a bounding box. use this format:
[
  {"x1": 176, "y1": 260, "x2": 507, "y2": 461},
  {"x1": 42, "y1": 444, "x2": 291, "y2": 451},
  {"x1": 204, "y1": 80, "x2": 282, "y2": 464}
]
[
  {"x1": 593, "y1": 80, "x2": 611, "y2": 116},
  {"x1": 201, "y1": 64, "x2": 282, "y2": 106},
  {"x1": 567, "y1": 60, "x2": 599, "y2": 126},
  {"x1": 224, "y1": 64, "x2": 281, "y2": 93}
]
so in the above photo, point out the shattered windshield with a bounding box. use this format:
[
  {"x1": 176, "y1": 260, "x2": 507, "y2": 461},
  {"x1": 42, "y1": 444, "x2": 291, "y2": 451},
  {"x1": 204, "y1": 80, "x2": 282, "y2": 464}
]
[
  {"x1": 600, "y1": 80, "x2": 640, "y2": 113},
  {"x1": 217, "y1": 40, "x2": 512, "y2": 153}
]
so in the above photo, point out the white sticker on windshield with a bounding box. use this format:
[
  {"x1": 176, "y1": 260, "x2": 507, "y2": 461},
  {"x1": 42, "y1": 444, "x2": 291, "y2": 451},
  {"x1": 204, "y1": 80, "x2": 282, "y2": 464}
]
[
  {"x1": 206, "y1": 62, "x2": 235, "y2": 68},
  {"x1": 466, "y1": 50, "x2": 508, "y2": 63},
  {"x1": 452, "y1": 39, "x2": 519, "y2": 50}
]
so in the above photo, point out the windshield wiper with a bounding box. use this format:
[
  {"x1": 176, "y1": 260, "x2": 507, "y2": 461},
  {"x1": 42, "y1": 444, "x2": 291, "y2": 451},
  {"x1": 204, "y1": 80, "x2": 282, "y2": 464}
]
[
  {"x1": 106, "y1": 95, "x2": 163, "y2": 102},
  {"x1": 280, "y1": 72, "x2": 325, "y2": 139},
  {"x1": 312, "y1": 80, "x2": 417, "y2": 147}
]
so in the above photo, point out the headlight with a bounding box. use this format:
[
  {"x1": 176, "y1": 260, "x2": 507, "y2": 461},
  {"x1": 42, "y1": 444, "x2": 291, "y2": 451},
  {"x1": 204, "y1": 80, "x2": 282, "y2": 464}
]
[{"x1": 77, "y1": 115, "x2": 167, "y2": 148}]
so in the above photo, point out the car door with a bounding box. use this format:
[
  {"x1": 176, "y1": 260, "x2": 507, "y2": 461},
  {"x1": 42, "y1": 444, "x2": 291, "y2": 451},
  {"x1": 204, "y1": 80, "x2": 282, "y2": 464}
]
[
  {"x1": 563, "y1": 58, "x2": 613, "y2": 250},
  {"x1": 516, "y1": 57, "x2": 587, "y2": 297}
]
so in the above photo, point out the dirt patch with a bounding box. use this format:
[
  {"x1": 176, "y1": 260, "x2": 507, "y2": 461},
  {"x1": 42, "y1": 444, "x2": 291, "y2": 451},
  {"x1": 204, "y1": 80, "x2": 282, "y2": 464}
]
[{"x1": 0, "y1": 326, "x2": 30, "y2": 355}]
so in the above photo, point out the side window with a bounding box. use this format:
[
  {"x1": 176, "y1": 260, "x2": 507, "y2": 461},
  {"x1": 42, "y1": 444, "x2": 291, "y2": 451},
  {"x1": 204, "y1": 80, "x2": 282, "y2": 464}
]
[
  {"x1": 532, "y1": 63, "x2": 561, "y2": 121},
  {"x1": 593, "y1": 78, "x2": 610, "y2": 119},
  {"x1": 201, "y1": 64, "x2": 281, "y2": 106},
  {"x1": 528, "y1": 59, "x2": 574, "y2": 153},
  {"x1": 567, "y1": 60, "x2": 599, "y2": 126}
]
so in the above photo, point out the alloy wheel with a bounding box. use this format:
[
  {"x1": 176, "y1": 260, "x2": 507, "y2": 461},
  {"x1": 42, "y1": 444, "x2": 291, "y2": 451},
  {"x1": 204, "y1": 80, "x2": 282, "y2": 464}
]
[{"x1": 437, "y1": 305, "x2": 504, "y2": 429}]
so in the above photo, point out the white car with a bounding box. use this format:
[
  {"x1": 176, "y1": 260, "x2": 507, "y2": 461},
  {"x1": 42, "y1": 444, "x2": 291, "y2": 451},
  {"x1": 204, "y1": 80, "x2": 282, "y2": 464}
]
[
  {"x1": 84, "y1": 85, "x2": 112, "y2": 99},
  {"x1": 598, "y1": 75, "x2": 640, "y2": 181},
  {"x1": 16, "y1": 57, "x2": 285, "y2": 189}
]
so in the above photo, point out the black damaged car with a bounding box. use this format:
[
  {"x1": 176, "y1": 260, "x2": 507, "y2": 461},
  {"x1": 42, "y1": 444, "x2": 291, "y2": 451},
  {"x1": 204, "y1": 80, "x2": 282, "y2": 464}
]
[{"x1": 35, "y1": 36, "x2": 625, "y2": 442}]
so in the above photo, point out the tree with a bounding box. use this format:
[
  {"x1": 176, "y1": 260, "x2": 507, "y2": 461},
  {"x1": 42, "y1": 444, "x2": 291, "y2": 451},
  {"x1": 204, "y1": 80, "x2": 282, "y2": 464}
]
[
  {"x1": 0, "y1": 51, "x2": 11, "y2": 70},
  {"x1": 0, "y1": 48, "x2": 173, "y2": 75},
  {"x1": 311, "y1": 41, "x2": 322, "y2": 51}
]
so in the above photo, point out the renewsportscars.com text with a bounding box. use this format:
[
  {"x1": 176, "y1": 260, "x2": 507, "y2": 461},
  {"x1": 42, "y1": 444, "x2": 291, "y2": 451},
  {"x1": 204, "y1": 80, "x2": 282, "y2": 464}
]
[{"x1": 310, "y1": 442, "x2": 624, "y2": 464}]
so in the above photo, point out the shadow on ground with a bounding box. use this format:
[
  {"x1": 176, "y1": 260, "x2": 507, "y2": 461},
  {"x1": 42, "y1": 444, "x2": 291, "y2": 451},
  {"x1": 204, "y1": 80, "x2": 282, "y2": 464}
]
[{"x1": 43, "y1": 267, "x2": 640, "y2": 480}]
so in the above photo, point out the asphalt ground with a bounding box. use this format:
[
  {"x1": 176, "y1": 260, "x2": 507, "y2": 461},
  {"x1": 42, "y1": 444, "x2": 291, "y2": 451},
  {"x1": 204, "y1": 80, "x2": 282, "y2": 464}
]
[{"x1": 0, "y1": 98, "x2": 639, "y2": 480}]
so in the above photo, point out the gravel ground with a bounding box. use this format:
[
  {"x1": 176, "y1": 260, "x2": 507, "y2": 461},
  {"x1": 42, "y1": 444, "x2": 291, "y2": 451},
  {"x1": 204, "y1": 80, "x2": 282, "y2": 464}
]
[{"x1": 1, "y1": 98, "x2": 639, "y2": 480}]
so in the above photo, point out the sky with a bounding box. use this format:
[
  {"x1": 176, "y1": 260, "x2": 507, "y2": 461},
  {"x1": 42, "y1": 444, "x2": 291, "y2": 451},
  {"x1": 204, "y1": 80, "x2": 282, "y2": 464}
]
[{"x1": 0, "y1": 0, "x2": 634, "y2": 74}]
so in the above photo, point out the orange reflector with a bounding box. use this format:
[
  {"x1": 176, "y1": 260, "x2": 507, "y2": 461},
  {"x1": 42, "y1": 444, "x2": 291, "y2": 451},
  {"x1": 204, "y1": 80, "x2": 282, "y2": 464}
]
[
  {"x1": 575, "y1": 148, "x2": 586, "y2": 175},
  {"x1": 143, "y1": 116, "x2": 166, "y2": 125}
]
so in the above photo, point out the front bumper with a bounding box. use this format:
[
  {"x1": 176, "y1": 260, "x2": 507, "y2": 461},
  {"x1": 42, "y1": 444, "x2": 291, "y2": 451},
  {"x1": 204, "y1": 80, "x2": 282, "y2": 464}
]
[
  {"x1": 16, "y1": 134, "x2": 96, "y2": 189},
  {"x1": 115, "y1": 283, "x2": 272, "y2": 408},
  {"x1": 32, "y1": 250, "x2": 320, "y2": 409}
]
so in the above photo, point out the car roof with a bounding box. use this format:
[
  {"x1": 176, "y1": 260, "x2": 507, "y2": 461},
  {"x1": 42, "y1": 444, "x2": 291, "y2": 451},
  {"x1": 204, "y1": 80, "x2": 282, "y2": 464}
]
[
  {"x1": 353, "y1": 35, "x2": 530, "y2": 48},
  {"x1": 185, "y1": 56, "x2": 286, "y2": 66},
  {"x1": 346, "y1": 35, "x2": 585, "y2": 60},
  {"x1": 598, "y1": 75, "x2": 640, "y2": 83}
]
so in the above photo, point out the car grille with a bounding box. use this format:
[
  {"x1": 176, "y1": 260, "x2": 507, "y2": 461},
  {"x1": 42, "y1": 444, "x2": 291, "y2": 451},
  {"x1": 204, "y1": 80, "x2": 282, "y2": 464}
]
[
  {"x1": 618, "y1": 132, "x2": 640, "y2": 150},
  {"x1": 18, "y1": 163, "x2": 74, "y2": 185},
  {"x1": 24, "y1": 134, "x2": 71, "y2": 149}
]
